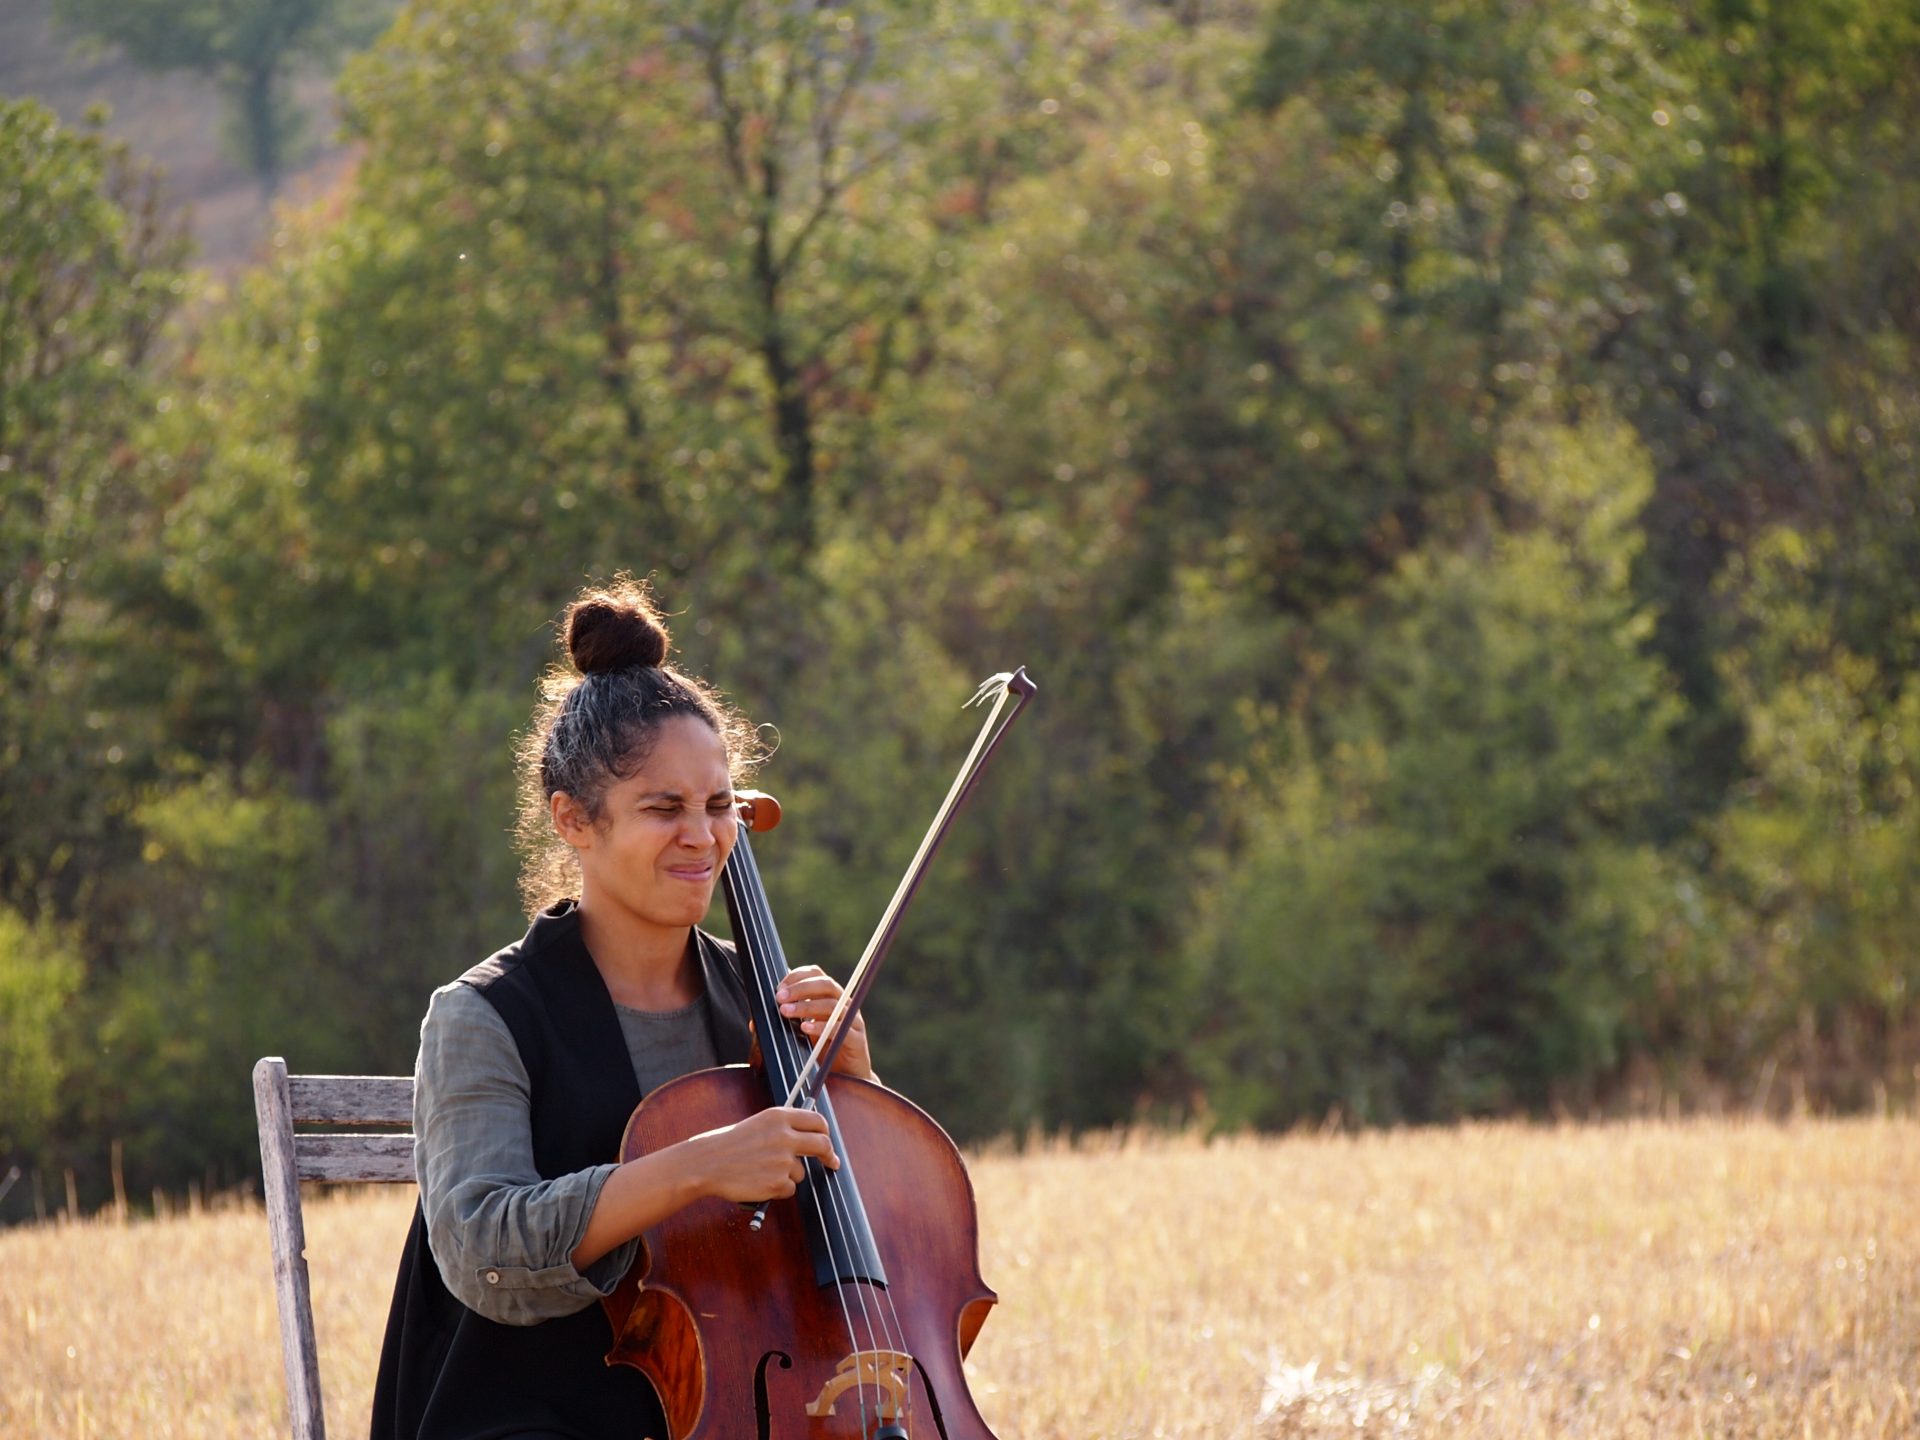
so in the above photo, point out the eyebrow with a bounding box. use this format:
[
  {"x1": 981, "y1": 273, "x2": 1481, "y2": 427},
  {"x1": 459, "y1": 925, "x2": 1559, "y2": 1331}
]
[{"x1": 634, "y1": 788, "x2": 735, "y2": 804}]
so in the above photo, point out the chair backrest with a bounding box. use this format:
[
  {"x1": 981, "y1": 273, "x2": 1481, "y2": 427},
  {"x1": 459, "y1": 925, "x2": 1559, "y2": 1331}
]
[{"x1": 253, "y1": 1056, "x2": 415, "y2": 1440}]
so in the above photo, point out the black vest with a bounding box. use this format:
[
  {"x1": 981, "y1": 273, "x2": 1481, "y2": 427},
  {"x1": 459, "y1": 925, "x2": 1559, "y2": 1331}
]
[{"x1": 371, "y1": 903, "x2": 753, "y2": 1440}]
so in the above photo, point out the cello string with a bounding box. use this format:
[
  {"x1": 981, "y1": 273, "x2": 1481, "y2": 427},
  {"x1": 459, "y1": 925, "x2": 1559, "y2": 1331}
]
[
  {"x1": 727, "y1": 827, "x2": 896, "y2": 1432},
  {"x1": 743, "y1": 873, "x2": 903, "y2": 1438},
  {"x1": 743, "y1": 840, "x2": 917, "y2": 1439},
  {"x1": 728, "y1": 847, "x2": 882, "y2": 1438},
  {"x1": 726, "y1": 835, "x2": 878, "y2": 1346},
  {"x1": 732, "y1": 819, "x2": 920, "y2": 1430}
]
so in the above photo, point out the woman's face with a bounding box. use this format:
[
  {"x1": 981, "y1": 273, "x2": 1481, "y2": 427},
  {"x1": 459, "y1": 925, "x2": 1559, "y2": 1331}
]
[{"x1": 560, "y1": 712, "x2": 738, "y2": 936}]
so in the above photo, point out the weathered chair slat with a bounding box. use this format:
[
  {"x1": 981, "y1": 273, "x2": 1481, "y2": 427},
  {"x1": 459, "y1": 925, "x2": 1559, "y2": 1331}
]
[
  {"x1": 254, "y1": 1055, "x2": 416, "y2": 1440},
  {"x1": 287, "y1": 1074, "x2": 413, "y2": 1126},
  {"x1": 293, "y1": 1134, "x2": 416, "y2": 1183}
]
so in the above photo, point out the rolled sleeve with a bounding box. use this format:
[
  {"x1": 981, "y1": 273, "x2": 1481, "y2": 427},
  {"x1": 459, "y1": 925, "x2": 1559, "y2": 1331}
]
[{"x1": 414, "y1": 983, "x2": 640, "y2": 1325}]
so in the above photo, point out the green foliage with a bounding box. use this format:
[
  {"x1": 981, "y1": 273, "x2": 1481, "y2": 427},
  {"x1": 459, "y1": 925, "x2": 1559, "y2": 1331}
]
[
  {"x1": 159, "y1": 0, "x2": 1059, "y2": 703},
  {"x1": 1693, "y1": 528, "x2": 1920, "y2": 1099},
  {"x1": 86, "y1": 774, "x2": 351, "y2": 1174},
  {"x1": 1188, "y1": 421, "x2": 1687, "y2": 1124},
  {"x1": 0, "y1": 907, "x2": 85, "y2": 1155},
  {"x1": 1228, "y1": 0, "x2": 1674, "y2": 598},
  {"x1": 316, "y1": 673, "x2": 528, "y2": 1052},
  {"x1": 0, "y1": 99, "x2": 187, "y2": 918}
]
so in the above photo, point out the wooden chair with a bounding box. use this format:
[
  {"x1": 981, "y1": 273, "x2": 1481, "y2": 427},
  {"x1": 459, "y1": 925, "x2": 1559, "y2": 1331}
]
[{"x1": 253, "y1": 1056, "x2": 416, "y2": 1440}]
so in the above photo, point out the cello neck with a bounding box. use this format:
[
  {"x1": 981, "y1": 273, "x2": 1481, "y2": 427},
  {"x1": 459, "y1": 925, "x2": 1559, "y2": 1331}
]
[
  {"x1": 718, "y1": 827, "x2": 809, "y2": 1089},
  {"x1": 719, "y1": 823, "x2": 891, "y2": 1291}
]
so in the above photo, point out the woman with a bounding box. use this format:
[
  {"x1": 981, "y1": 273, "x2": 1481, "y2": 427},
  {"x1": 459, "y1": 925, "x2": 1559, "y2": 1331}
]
[{"x1": 372, "y1": 578, "x2": 874, "y2": 1440}]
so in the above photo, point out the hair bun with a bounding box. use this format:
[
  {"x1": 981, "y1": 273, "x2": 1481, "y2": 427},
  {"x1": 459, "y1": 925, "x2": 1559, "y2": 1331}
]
[{"x1": 565, "y1": 583, "x2": 670, "y2": 674}]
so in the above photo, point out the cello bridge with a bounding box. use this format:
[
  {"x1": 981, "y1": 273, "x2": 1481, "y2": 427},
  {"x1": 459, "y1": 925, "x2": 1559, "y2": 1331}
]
[{"x1": 804, "y1": 1349, "x2": 914, "y2": 1420}]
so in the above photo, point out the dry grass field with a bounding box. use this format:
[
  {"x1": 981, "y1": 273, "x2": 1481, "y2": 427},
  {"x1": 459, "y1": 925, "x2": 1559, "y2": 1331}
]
[{"x1": 4, "y1": 1118, "x2": 1917, "y2": 1439}]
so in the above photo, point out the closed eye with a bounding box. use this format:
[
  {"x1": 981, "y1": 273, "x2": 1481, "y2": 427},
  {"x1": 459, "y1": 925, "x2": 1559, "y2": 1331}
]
[{"x1": 640, "y1": 793, "x2": 735, "y2": 814}]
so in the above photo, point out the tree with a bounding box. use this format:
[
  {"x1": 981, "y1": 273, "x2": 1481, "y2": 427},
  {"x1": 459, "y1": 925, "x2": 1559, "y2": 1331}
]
[
  {"x1": 55, "y1": 0, "x2": 397, "y2": 195},
  {"x1": 0, "y1": 908, "x2": 84, "y2": 1157},
  {"x1": 1228, "y1": 0, "x2": 1671, "y2": 600},
  {"x1": 1571, "y1": 0, "x2": 1920, "y2": 819},
  {"x1": 127, "y1": 0, "x2": 1077, "y2": 1150},
  {"x1": 0, "y1": 100, "x2": 190, "y2": 1208},
  {"x1": 158, "y1": 0, "x2": 1047, "y2": 702},
  {"x1": 0, "y1": 99, "x2": 188, "y2": 920},
  {"x1": 1696, "y1": 523, "x2": 1920, "y2": 1104},
  {"x1": 1186, "y1": 420, "x2": 1687, "y2": 1124}
]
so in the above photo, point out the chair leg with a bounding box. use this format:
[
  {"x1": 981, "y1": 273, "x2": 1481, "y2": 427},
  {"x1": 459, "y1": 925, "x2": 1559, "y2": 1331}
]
[{"x1": 254, "y1": 1056, "x2": 328, "y2": 1440}]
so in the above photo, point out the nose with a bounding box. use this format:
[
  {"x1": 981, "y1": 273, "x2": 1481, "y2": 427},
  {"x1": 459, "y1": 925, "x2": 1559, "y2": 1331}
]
[{"x1": 676, "y1": 806, "x2": 729, "y2": 851}]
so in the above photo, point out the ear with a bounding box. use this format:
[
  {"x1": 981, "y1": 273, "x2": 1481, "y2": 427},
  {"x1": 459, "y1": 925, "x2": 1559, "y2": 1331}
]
[{"x1": 551, "y1": 791, "x2": 596, "y2": 852}]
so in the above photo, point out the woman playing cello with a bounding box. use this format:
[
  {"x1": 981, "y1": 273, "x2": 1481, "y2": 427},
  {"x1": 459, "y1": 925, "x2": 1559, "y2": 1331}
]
[{"x1": 371, "y1": 577, "x2": 876, "y2": 1440}]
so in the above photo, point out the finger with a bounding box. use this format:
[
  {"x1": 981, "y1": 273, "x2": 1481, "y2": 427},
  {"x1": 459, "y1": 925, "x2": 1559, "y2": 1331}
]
[
  {"x1": 777, "y1": 974, "x2": 843, "y2": 1002},
  {"x1": 778, "y1": 1119, "x2": 840, "y2": 1168},
  {"x1": 796, "y1": 1131, "x2": 840, "y2": 1166},
  {"x1": 783, "y1": 996, "x2": 853, "y2": 1026},
  {"x1": 800, "y1": 1011, "x2": 864, "y2": 1030},
  {"x1": 778, "y1": 994, "x2": 840, "y2": 1020}
]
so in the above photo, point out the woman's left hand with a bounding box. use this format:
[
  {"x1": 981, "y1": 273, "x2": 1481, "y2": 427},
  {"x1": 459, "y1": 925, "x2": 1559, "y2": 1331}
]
[{"x1": 775, "y1": 967, "x2": 876, "y2": 1082}]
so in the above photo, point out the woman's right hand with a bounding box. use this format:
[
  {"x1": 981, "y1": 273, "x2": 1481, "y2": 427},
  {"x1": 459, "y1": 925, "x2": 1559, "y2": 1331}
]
[{"x1": 690, "y1": 1106, "x2": 839, "y2": 1203}]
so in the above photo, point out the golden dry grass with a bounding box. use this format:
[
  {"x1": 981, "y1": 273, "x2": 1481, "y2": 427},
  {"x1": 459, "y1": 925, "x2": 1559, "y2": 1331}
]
[{"x1": 4, "y1": 1117, "x2": 1917, "y2": 1438}]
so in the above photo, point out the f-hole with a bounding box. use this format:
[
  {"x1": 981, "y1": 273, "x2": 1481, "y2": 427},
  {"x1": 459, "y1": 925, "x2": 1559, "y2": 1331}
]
[
  {"x1": 908, "y1": 1357, "x2": 955, "y2": 1440},
  {"x1": 754, "y1": 1350, "x2": 793, "y2": 1440}
]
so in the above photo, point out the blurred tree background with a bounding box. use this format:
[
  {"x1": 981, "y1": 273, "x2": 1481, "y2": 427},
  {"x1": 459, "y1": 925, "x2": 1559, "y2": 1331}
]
[
  {"x1": 53, "y1": 0, "x2": 401, "y2": 197},
  {"x1": 4, "y1": 0, "x2": 1919, "y2": 1215}
]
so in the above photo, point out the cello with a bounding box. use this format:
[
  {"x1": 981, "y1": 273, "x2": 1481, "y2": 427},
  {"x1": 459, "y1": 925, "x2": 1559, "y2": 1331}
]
[{"x1": 602, "y1": 669, "x2": 1036, "y2": 1440}]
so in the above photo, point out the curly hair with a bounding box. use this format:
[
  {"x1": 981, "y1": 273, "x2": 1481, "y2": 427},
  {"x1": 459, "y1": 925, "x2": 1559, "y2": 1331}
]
[{"x1": 512, "y1": 575, "x2": 763, "y2": 914}]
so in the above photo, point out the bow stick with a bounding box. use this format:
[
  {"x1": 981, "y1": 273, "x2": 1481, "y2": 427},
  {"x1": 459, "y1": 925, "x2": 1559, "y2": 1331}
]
[
  {"x1": 747, "y1": 666, "x2": 1036, "y2": 1233},
  {"x1": 784, "y1": 666, "x2": 1037, "y2": 1106}
]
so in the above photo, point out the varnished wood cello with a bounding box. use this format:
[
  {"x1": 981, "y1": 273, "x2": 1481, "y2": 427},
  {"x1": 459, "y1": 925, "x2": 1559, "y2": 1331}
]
[{"x1": 602, "y1": 669, "x2": 1036, "y2": 1440}]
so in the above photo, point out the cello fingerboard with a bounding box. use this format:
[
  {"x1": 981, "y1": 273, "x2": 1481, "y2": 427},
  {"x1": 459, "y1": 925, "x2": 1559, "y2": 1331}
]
[{"x1": 722, "y1": 828, "x2": 889, "y2": 1291}]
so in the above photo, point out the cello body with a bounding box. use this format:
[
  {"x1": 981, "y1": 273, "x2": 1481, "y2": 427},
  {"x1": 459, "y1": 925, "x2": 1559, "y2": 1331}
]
[{"x1": 602, "y1": 1066, "x2": 998, "y2": 1440}]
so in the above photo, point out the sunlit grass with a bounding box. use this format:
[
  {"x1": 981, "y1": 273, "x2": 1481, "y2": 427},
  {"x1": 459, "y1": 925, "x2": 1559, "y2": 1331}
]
[{"x1": 4, "y1": 1118, "x2": 1916, "y2": 1437}]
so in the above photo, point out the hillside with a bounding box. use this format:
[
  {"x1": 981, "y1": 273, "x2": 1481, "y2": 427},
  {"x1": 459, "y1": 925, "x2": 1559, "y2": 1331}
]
[{"x1": 0, "y1": 0, "x2": 355, "y2": 272}]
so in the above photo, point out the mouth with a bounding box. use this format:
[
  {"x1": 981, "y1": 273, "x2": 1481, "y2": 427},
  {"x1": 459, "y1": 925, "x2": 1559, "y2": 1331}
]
[{"x1": 665, "y1": 862, "x2": 715, "y2": 884}]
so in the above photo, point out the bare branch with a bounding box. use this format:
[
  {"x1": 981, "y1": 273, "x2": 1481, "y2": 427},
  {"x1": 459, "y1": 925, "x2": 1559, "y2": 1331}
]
[{"x1": 775, "y1": 131, "x2": 909, "y2": 276}]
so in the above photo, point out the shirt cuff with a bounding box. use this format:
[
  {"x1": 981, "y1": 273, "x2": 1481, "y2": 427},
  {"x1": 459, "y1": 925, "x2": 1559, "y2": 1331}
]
[
  {"x1": 454, "y1": 1163, "x2": 640, "y2": 1323},
  {"x1": 572, "y1": 1161, "x2": 640, "y2": 1295}
]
